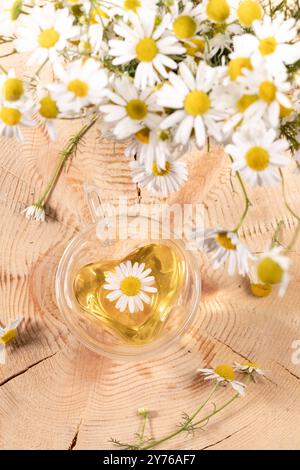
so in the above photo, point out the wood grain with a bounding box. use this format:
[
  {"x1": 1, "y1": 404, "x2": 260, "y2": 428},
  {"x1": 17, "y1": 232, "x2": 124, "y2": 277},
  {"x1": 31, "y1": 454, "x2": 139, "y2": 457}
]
[{"x1": 0, "y1": 51, "x2": 300, "y2": 451}]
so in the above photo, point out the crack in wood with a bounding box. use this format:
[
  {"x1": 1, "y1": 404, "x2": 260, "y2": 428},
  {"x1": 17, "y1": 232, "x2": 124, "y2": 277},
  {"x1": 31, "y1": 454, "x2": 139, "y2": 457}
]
[
  {"x1": 0, "y1": 351, "x2": 58, "y2": 388},
  {"x1": 276, "y1": 362, "x2": 300, "y2": 381},
  {"x1": 68, "y1": 420, "x2": 82, "y2": 451},
  {"x1": 200, "y1": 424, "x2": 248, "y2": 450}
]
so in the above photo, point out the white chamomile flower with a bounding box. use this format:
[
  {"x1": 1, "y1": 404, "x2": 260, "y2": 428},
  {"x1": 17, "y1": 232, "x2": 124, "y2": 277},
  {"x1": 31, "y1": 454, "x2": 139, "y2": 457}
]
[
  {"x1": 201, "y1": 0, "x2": 237, "y2": 24},
  {"x1": 198, "y1": 364, "x2": 246, "y2": 396},
  {"x1": 226, "y1": 126, "x2": 290, "y2": 187},
  {"x1": 22, "y1": 203, "x2": 46, "y2": 222},
  {"x1": 125, "y1": 125, "x2": 185, "y2": 172},
  {"x1": 169, "y1": 1, "x2": 203, "y2": 45},
  {"x1": 226, "y1": 35, "x2": 254, "y2": 82},
  {"x1": 238, "y1": 66, "x2": 291, "y2": 128},
  {"x1": 107, "y1": 0, "x2": 157, "y2": 21},
  {"x1": 256, "y1": 247, "x2": 290, "y2": 297},
  {"x1": 51, "y1": 59, "x2": 108, "y2": 114},
  {"x1": 0, "y1": 0, "x2": 24, "y2": 36},
  {"x1": 200, "y1": 227, "x2": 252, "y2": 275},
  {"x1": 109, "y1": 12, "x2": 185, "y2": 89},
  {"x1": 0, "y1": 101, "x2": 35, "y2": 141},
  {"x1": 15, "y1": 4, "x2": 79, "y2": 65},
  {"x1": 235, "y1": 14, "x2": 300, "y2": 68},
  {"x1": 0, "y1": 316, "x2": 23, "y2": 364},
  {"x1": 80, "y1": 1, "x2": 110, "y2": 52},
  {"x1": 130, "y1": 156, "x2": 188, "y2": 197},
  {"x1": 100, "y1": 76, "x2": 161, "y2": 140},
  {"x1": 0, "y1": 68, "x2": 25, "y2": 103},
  {"x1": 104, "y1": 261, "x2": 157, "y2": 314},
  {"x1": 36, "y1": 87, "x2": 60, "y2": 141},
  {"x1": 234, "y1": 361, "x2": 268, "y2": 381},
  {"x1": 157, "y1": 62, "x2": 226, "y2": 148}
]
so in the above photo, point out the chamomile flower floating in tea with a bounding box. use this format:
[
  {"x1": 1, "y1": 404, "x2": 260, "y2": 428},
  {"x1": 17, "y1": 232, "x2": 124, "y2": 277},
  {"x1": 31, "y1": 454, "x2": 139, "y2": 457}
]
[
  {"x1": 201, "y1": 228, "x2": 252, "y2": 275},
  {"x1": 0, "y1": 316, "x2": 23, "y2": 364},
  {"x1": 226, "y1": 126, "x2": 290, "y2": 186},
  {"x1": 15, "y1": 4, "x2": 79, "y2": 66},
  {"x1": 130, "y1": 156, "x2": 188, "y2": 197},
  {"x1": 104, "y1": 261, "x2": 157, "y2": 314},
  {"x1": 256, "y1": 247, "x2": 290, "y2": 297},
  {"x1": 198, "y1": 363, "x2": 246, "y2": 396},
  {"x1": 73, "y1": 243, "x2": 185, "y2": 344}
]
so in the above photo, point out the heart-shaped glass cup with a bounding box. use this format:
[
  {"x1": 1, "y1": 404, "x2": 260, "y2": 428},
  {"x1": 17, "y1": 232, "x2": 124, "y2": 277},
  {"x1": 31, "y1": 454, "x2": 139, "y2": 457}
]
[{"x1": 55, "y1": 185, "x2": 201, "y2": 361}]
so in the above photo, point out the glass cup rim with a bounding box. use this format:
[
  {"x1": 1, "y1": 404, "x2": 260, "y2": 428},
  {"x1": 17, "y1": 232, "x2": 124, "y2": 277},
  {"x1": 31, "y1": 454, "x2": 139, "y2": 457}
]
[{"x1": 55, "y1": 214, "x2": 201, "y2": 361}]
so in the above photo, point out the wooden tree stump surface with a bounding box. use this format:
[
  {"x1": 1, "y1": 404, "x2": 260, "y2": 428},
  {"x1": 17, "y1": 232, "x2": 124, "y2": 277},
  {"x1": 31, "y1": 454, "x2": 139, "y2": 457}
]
[{"x1": 0, "y1": 53, "x2": 300, "y2": 451}]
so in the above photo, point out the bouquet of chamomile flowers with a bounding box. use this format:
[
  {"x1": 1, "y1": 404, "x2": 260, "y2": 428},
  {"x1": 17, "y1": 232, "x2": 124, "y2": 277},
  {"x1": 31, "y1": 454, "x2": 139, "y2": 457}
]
[{"x1": 0, "y1": 0, "x2": 299, "y2": 296}]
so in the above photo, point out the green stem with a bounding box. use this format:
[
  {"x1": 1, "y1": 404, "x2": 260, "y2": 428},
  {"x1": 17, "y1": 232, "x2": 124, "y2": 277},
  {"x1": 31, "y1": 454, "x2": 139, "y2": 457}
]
[
  {"x1": 140, "y1": 383, "x2": 218, "y2": 450},
  {"x1": 228, "y1": 156, "x2": 252, "y2": 232},
  {"x1": 36, "y1": 116, "x2": 97, "y2": 207},
  {"x1": 271, "y1": 220, "x2": 284, "y2": 248},
  {"x1": 193, "y1": 393, "x2": 239, "y2": 429},
  {"x1": 0, "y1": 63, "x2": 7, "y2": 73},
  {"x1": 138, "y1": 412, "x2": 149, "y2": 447}
]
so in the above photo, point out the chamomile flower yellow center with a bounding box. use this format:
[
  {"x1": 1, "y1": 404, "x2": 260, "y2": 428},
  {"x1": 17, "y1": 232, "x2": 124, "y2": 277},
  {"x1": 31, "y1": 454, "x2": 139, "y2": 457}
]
[
  {"x1": 3, "y1": 78, "x2": 24, "y2": 101},
  {"x1": 243, "y1": 361, "x2": 258, "y2": 368},
  {"x1": 250, "y1": 282, "x2": 272, "y2": 297},
  {"x1": 120, "y1": 276, "x2": 141, "y2": 296},
  {"x1": 258, "y1": 81, "x2": 276, "y2": 103},
  {"x1": 245, "y1": 146, "x2": 269, "y2": 171},
  {"x1": 237, "y1": 1, "x2": 262, "y2": 27},
  {"x1": 214, "y1": 364, "x2": 235, "y2": 381},
  {"x1": 259, "y1": 37, "x2": 277, "y2": 56},
  {"x1": 216, "y1": 232, "x2": 236, "y2": 250},
  {"x1": 39, "y1": 96, "x2": 59, "y2": 119},
  {"x1": 185, "y1": 37, "x2": 205, "y2": 56},
  {"x1": 184, "y1": 90, "x2": 210, "y2": 116},
  {"x1": 126, "y1": 99, "x2": 148, "y2": 120},
  {"x1": 135, "y1": 127, "x2": 150, "y2": 144},
  {"x1": 136, "y1": 38, "x2": 158, "y2": 62},
  {"x1": 0, "y1": 328, "x2": 16, "y2": 345},
  {"x1": 206, "y1": 0, "x2": 230, "y2": 23},
  {"x1": 228, "y1": 57, "x2": 252, "y2": 80},
  {"x1": 68, "y1": 79, "x2": 89, "y2": 97},
  {"x1": 173, "y1": 15, "x2": 197, "y2": 40},
  {"x1": 152, "y1": 161, "x2": 170, "y2": 176},
  {"x1": 279, "y1": 103, "x2": 293, "y2": 118},
  {"x1": 38, "y1": 28, "x2": 60, "y2": 49},
  {"x1": 237, "y1": 94, "x2": 258, "y2": 112},
  {"x1": 257, "y1": 257, "x2": 283, "y2": 284},
  {"x1": 124, "y1": 0, "x2": 141, "y2": 11},
  {"x1": 10, "y1": 0, "x2": 23, "y2": 21},
  {"x1": 0, "y1": 107, "x2": 21, "y2": 126}
]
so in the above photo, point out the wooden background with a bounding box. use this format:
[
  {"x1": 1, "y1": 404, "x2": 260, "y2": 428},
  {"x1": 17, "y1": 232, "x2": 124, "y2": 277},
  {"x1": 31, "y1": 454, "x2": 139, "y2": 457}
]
[{"x1": 0, "y1": 51, "x2": 300, "y2": 451}]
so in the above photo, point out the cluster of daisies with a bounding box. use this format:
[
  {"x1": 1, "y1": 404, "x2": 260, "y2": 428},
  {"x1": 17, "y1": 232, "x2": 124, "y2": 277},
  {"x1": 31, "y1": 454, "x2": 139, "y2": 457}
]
[{"x1": 0, "y1": 0, "x2": 299, "y2": 298}]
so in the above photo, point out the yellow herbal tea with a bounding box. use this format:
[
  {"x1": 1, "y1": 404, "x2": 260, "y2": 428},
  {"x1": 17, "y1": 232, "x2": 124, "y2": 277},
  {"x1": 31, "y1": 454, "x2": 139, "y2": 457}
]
[{"x1": 73, "y1": 243, "x2": 185, "y2": 344}]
